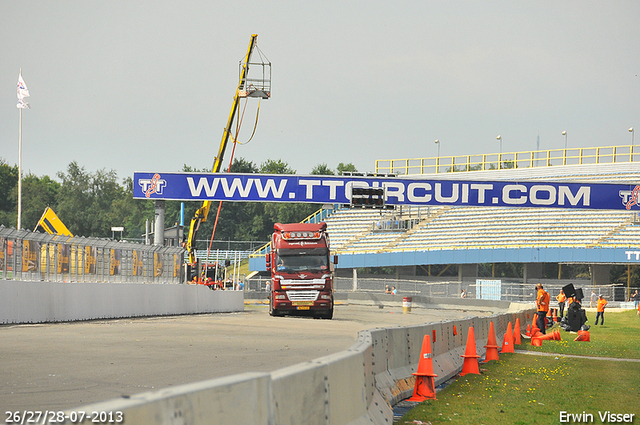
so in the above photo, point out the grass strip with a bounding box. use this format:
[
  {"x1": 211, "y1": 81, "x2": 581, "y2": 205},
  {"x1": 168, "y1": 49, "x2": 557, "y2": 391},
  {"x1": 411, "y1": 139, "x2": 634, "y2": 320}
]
[{"x1": 398, "y1": 310, "x2": 640, "y2": 424}]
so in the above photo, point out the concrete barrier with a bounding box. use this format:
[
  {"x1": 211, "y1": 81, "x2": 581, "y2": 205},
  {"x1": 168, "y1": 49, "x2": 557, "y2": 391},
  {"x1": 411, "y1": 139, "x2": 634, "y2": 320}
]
[
  {"x1": 56, "y1": 372, "x2": 274, "y2": 425},
  {"x1": 0, "y1": 280, "x2": 243, "y2": 324},
  {"x1": 56, "y1": 294, "x2": 534, "y2": 425}
]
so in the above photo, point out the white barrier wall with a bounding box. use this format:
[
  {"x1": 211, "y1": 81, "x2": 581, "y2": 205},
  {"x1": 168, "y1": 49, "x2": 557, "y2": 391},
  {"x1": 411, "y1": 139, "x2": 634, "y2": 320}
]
[
  {"x1": 0, "y1": 280, "x2": 243, "y2": 324},
  {"x1": 56, "y1": 296, "x2": 536, "y2": 425}
]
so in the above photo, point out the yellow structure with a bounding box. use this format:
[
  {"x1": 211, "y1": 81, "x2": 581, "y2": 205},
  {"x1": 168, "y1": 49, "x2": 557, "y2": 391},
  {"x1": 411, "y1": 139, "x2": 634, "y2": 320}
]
[
  {"x1": 34, "y1": 207, "x2": 73, "y2": 236},
  {"x1": 186, "y1": 34, "x2": 270, "y2": 265}
]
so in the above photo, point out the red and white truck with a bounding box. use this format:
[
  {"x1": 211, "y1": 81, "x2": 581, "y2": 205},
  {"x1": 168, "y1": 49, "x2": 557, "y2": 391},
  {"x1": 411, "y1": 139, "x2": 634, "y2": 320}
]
[{"x1": 266, "y1": 222, "x2": 336, "y2": 319}]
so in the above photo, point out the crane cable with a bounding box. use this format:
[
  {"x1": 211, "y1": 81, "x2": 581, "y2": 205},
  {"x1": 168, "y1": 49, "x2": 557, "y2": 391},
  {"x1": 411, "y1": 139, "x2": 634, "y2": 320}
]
[
  {"x1": 205, "y1": 97, "x2": 259, "y2": 263},
  {"x1": 236, "y1": 98, "x2": 261, "y2": 145}
]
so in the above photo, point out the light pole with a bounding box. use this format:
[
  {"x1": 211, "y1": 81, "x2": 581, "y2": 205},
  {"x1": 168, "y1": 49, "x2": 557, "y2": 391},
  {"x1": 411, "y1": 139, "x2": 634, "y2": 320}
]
[
  {"x1": 434, "y1": 139, "x2": 440, "y2": 173},
  {"x1": 496, "y1": 135, "x2": 502, "y2": 169},
  {"x1": 562, "y1": 131, "x2": 567, "y2": 149},
  {"x1": 434, "y1": 139, "x2": 440, "y2": 157},
  {"x1": 630, "y1": 127, "x2": 634, "y2": 145}
]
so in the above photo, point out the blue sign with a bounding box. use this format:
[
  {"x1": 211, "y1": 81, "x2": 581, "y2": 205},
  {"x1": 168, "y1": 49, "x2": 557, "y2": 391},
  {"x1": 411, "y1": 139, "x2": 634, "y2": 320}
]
[{"x1": 133, "y1": 171, "x2": 640, "y2": 210}]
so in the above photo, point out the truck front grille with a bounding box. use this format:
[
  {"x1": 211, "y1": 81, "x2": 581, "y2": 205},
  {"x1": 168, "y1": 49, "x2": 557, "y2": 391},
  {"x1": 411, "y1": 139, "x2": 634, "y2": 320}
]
[{"x1": 286, "y1": 291, "x2": 319, "y2": 302}]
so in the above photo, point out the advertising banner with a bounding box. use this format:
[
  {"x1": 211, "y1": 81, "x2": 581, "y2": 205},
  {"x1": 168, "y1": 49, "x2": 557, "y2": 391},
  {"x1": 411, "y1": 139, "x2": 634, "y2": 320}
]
[{"x1": 133, "y1": 171, "x2": 640, "y2": 211}]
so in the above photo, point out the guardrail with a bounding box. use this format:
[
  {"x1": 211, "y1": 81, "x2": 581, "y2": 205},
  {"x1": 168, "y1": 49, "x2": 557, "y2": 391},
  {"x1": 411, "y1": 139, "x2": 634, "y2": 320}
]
[
  {"x1": 59, "y1": 295, "x2": 535, "y2": 425},
  {"x1": 0, "y1": 226, "x2": 184, "y2": 283},
  {"x1": 375, "y1": 144, "x2": 640, "y2": 175}
]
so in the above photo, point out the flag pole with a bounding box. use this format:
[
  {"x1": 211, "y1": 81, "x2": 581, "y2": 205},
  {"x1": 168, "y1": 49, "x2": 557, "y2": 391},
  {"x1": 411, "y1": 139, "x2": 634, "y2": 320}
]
[{"x1": 17, "y1": 68, "x2": 22, "y2": 230}]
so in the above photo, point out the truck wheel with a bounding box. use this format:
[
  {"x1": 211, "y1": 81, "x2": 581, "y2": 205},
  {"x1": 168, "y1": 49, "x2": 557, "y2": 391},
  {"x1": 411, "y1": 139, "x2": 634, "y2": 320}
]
[
  {"x1": 321, "y1": 306, "x2": 333, "y2": 320},
  {"x1": 269, "y1": 297, "x2": 280, "y2": 317}
]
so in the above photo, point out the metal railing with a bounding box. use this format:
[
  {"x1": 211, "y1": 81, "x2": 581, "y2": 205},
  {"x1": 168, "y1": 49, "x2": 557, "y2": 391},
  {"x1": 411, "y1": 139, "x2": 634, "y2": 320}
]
[
  {"x1": 244, "y1": 275, "x2": 632, "y2": 303},
  {"x1": 332, "y1": 277, "x2": 628, "y2": 303},
  {"x1": 0, "y1": 226, "x2": 185, "y2": 284},
  {"x1": 375, "y1": 144, "x2": 640, "y2": 175}
]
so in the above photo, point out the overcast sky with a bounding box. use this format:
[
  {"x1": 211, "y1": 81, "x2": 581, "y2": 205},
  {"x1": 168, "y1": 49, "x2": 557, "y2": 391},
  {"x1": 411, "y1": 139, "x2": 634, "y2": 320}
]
[{"x1": 2, "y1": 1, "x2": 640, "y2": 181}]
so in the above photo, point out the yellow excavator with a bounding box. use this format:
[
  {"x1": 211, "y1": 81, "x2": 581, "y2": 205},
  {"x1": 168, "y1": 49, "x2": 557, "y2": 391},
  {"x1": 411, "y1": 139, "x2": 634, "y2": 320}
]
[
  {"x1": 35, "y1": 207, "x2": 73, "y2": 236},
  {"x1": 185, "y1": 34, "x2": 270, "y2": 267}
]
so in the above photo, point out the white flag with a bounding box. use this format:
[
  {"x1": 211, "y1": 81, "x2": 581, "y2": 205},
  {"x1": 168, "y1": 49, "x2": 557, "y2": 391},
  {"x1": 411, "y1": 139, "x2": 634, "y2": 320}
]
[{"x1": 17, "y1": 73, "x2": 30, "y2": 109}]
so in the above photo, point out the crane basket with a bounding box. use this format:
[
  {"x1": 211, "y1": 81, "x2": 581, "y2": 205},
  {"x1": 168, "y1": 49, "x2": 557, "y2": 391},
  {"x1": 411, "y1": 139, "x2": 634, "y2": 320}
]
[{"x1": 238, "y1": 44, "x2": 271, "y2": 99}]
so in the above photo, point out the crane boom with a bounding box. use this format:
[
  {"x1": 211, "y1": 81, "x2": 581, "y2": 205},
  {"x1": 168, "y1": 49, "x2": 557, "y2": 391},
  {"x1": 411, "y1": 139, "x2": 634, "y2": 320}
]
[{"x1": 186, "y1": 34, "x2": 261, "y2": 265}]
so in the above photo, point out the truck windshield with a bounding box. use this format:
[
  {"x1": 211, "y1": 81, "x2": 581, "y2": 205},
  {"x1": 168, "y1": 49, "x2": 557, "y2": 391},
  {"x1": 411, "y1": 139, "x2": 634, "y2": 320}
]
[{"x1": 276, "y1": 248, "x2": 329, "y2": 273}]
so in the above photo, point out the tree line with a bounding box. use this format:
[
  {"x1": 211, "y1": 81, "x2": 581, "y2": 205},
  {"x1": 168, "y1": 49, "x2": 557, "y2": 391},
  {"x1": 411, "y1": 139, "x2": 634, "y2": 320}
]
[{"x1": 0, "y1": 157, "x2": 357, "y2": 248}]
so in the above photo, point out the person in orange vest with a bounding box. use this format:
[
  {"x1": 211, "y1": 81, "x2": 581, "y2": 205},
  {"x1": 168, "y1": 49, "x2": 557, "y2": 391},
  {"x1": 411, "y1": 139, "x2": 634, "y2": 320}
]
[
  {"x1": 595, "y1": 295, "x2": 608, "y2": 325},
  {"x1": 536, "y1": 283, "x2": 550, "y2": 334},
  {"x1": 556, "y1": 289, "x2": 567, "y2": 319},
  {"x1": 566, "y1": 295, "x2": 575, "y2": 307}
]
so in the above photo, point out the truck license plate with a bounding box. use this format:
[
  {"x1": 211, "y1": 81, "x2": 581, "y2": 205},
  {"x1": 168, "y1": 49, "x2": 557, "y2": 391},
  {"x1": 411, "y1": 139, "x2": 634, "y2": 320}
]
[{"x1": 296, "y1": 306, "x2": 310, "y2": 310}]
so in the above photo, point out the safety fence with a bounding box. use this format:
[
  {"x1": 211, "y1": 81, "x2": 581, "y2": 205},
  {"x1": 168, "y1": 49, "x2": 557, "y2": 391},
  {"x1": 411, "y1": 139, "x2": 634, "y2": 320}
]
[
  {"x1": 0, "y1": 226, "x2": 185, "y2": 284},
  {"x1": 245, "y1": 275, "x2": 629, "y2": 304},
  {"x1": 335, "y1": 277, "x2": 626, "y2": 302}
]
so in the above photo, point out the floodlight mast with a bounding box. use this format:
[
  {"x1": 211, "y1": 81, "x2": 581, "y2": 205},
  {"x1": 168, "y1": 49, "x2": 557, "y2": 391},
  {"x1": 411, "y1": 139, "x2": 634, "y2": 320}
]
[{"x1": 186, "y1": 34, "x2": 266, "y2": 265}]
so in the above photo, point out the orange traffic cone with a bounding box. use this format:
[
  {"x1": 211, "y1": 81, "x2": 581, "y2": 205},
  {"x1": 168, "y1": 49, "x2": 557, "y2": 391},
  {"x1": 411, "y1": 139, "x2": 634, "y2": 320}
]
[
  {"x1": 531, "y1": 337, "x2": 543, "y2": 347},
  {"x1": 525, "y1": 324, "x2": 531, "y2": 337},
  {"x1": 574, "y1": 330, "x2": 590, "y2": 342},
  {"x1": 483, "y1": 321, "x2": 500, "y2": 363},
  {"x1": 460, "y1": 327, "x2": 480, "y2": 376},
  {"x1": 552, "y1": 309, "x2": 558, "y2": 323},
  {"x1": 501, "y1": 321, "x2": 514, "y2": 353},
  {"x1": 531, "y1": 315, "x2": 542, "y2": 338},
  {"x1": 535, "y1": 330, "x2": 561, "y2": 342},
  {"x1": 407, "y1": 334, "x2": 438, "y2": 401},
  {"x1": 514, "y1": 318, "x2": 522, "y2": 345}
]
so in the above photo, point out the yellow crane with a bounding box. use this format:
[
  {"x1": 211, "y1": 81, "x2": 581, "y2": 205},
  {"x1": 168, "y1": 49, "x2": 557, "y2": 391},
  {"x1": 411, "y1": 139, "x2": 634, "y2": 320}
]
[{"x1": 185, "y1": 34, "x2": 270, "y2": 265}]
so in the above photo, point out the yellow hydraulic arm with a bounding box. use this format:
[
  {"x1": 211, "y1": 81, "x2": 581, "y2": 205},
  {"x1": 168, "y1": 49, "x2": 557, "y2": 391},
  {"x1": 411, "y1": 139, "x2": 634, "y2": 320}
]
[{"x1": 186, "y1": 34, "x2": 260, "y2": 265}]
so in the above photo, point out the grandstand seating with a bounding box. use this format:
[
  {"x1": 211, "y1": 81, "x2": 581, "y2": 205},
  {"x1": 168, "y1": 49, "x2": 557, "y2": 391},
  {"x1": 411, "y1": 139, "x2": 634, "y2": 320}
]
[{"x1": 324, "y1": 163, "x2": 640, "y2": 254}]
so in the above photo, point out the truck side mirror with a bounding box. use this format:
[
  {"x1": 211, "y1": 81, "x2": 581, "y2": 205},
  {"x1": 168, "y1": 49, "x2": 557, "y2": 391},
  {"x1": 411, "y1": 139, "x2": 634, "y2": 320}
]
[
  {"x1": 266, "y1": 252, "x2": 271, "y2": 269},
  {"x1": 333, "y1": 255, "x2": 338, "y2": 265}
]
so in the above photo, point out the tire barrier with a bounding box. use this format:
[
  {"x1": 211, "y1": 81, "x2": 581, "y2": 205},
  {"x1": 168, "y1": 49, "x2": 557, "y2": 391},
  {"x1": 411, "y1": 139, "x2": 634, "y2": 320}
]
[{"x1": 56, "y1": 295, "x2": 534, "y2": 425}]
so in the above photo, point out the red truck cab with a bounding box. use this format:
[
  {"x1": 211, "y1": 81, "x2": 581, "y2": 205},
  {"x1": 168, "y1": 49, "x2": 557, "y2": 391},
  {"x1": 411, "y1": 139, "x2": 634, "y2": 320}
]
[{"x1": 266, "y1": 222, "x2": 335, "y2": 319}]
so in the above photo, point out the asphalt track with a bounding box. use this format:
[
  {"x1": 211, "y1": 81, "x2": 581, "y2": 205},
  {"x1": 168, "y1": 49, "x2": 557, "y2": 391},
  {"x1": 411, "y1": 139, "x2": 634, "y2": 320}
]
[{"x1": 0, "y1": 300, "x2": 499, "y2": 415}]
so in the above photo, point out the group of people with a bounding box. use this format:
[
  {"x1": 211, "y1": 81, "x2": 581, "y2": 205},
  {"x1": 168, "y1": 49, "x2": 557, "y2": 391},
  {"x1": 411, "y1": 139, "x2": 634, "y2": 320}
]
[
  {"x1": 542, "y1": 285, "x2": 610, "y2": 329},
  {"x1": 384, "y1": 285, "x2": 398, "y2": 295},
  {"x1": 191, "y1": 275, "x2": 243, "y2": 291}
]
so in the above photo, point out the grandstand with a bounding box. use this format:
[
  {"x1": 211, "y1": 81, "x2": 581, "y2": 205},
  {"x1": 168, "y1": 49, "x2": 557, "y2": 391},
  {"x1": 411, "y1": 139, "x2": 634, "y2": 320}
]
[
  {"x1": 326, "y1": 160, "x2": 640, "y2": 254},
  {"x1": 249, "y1": 145, "x2": 640, "y2": 300}
]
